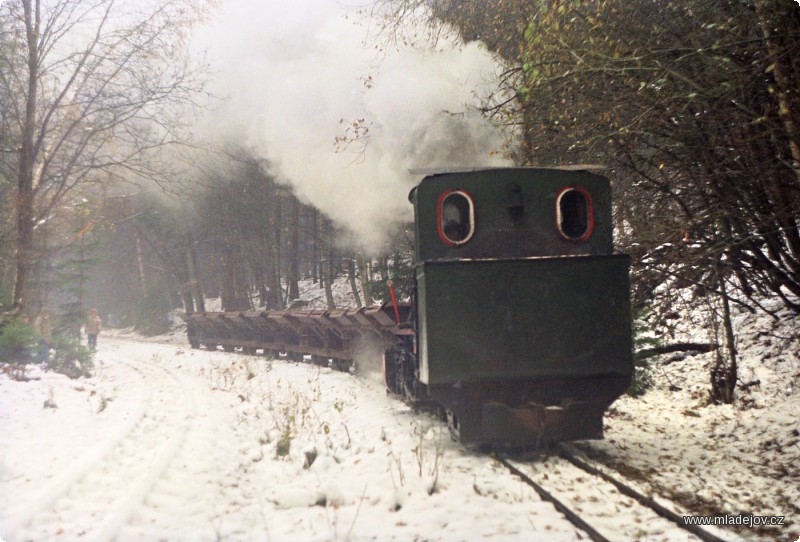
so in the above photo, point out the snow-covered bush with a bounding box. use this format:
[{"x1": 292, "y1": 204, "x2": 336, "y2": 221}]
[
  {"x1": 46, "y1": 335, "x2": 93, "y2": 379},
  {"x1": 0, "y1": 315, "x2": 94, "y2": 380},
  {"x1": 0, "y1": 316, "x2": 37, "y2": 380},
  {"x1": 629, "y1": 309, "x2": 660, "y2": 397}
]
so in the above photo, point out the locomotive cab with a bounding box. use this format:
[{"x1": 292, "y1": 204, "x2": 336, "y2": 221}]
[{"x1": 398, "y1": 167, "x2": 633, "y2": 445}]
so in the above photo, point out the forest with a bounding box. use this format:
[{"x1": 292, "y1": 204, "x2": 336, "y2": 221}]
[{"x1": 1, "y1": 0, "x2": 799, "y2": 403}]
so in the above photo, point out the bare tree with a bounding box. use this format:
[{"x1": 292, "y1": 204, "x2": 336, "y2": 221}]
[
  {"x1": 0, "y1": 0, "x2": 208, "y2": 313},
  {"x1": 0, "y1": 23, "x2": 19, "y2": 304}
]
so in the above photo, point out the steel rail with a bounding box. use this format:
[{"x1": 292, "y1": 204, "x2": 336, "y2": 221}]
[
  {"x1": 557, "y1": 444, "x2": 733, "y2": 542},
  {"x1": 494, "y1": 455, "x2": 612, "y2": 542}
]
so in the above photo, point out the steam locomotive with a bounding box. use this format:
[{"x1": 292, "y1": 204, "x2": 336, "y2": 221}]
[{"x1": 184, "y1": 167, "x2": 633, "y2": 446}]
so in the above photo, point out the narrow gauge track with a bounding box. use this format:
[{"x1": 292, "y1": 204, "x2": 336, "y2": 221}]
[{"x1": 496, "y1": 447, "x2": 734, "y2": 542}]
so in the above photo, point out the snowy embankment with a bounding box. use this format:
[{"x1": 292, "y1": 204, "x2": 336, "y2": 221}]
[{"x1": 580, "y1": 298, "x2": 800, "y2": 542}]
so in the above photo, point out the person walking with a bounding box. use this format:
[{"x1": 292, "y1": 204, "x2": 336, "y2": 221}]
[
  {"x1": 32, "y1": 310, "x2": 52, "y2": 362},
  {"x1": 86, "y1": 309, "x2": 102, "y2": 350}
]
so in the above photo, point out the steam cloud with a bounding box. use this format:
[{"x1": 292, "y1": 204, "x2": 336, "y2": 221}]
[{"x1": 195, "y1": 0, "x2": 508, "y2": 251}]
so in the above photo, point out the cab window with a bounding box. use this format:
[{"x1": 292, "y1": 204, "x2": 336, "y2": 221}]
[
  {"x1": 437, "y1": 190, "x2": 475, "y2": 246},
  {"x1": 556, "y1": 186, "x2": 594, "y2": 241}
]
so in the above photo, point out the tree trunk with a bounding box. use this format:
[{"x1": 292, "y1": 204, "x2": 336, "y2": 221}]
[
  {"x1": 286, "y1": 195, "x2": 300, "y2": 301},
  {"x1": 135, "y1": 234, "x2": 148, "y2": 294},
  {"x1": 253, "y1": 258, "x2": 267, "y2": 309},
  {"x1": 186, "y1": 232, "x2": 204, "y2": 312},
  {"x1": 220, "y1": 243, "x2": 237, "y2": 311},
  {"x1": 263, "y1": 229, "x2": 282, "y2": 309},
  {"x1": 358, "y1": 255, "x2": 373, "y2": 305},
  {"x1": 233, "y1": 253, "x2": 251, "y2": 310},
  {"x1": 181, "y1": 281, "x2": 195, "y2": 313},
  {"x1": 348, "y1": 258, "x2": 362, "y2": 308},
  {"x1": 710, "y1": 267, "x2": 738, "y2": 405},
  {"x1": 719, "y1": 278, "x2": 738, "y2": 404},
  {"x1": 12, "y1": 0, "x2": 40, "y2": 314},
  {"x1": 311, "y1": 209, "x2": 319, "y2": 283},
  {"x1": 324, "y1": 219, "x2": 335, "y2": 309},
  {"x1": 272, "y1": 195, "x2": 283, "y2": 306},
  {"x1": 754, "y1": 0, "x2": 800, "y2": 185}
]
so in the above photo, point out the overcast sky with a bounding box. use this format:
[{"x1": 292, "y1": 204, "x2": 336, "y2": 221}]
[{"x1": 193, "y1": 0, "x2": 508, "y2": 251}]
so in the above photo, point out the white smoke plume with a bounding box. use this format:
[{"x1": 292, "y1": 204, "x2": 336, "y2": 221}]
[{"x1": 194, "y1": 0, "x2": 508, "y2": 251}]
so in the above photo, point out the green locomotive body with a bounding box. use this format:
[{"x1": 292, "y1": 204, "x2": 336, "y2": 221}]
[{"x1": 395, "y1": 167, "x2": 633, "y2": 444}]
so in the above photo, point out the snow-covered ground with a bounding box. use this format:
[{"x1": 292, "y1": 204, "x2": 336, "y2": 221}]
[
  {"x1": 578, "y1": 298, "x2": 800, "y2": 542},
  {"x1": 0, "y1": 285, "x2": 797, "y2": 541},
  {"x1": 1, "y1": 338, "x2": 590, "y2": 542}
]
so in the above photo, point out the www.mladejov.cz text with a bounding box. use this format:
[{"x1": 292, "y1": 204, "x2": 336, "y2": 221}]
[{"x1": 683, "y1": 514, "x2": 785, "y2": 527}]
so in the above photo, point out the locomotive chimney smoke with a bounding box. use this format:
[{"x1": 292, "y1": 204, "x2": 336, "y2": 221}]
[{"x1": 193, "y1": 0, "x2": 508, "y2": 252}]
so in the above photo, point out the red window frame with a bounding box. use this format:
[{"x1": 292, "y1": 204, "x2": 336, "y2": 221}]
[
  {"x1": 555, "y1": 185, "x2": 595, "y2": 242},
  {"x1": 437, "y1": 189, "x2": 476, "y2": 247}
]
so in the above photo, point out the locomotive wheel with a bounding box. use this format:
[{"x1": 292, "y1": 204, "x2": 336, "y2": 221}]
[
  {"x1": 311, "y1": 355, "x2": 327, "y2": 366},
  {"x1": 384, "y1": 344, "x2": 426, "y2": 402},
  {"x1": 331, "y1": 358, "x2": 352, "y2": 372},
  {"x1": 383, "y1": 349, "x2": 399, "y2": 394}
]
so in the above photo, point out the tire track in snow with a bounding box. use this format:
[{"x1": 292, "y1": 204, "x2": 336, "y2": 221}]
[
  {"x1": 3, "y1": 361, "x2": 153, "y2": 538},
  {"x1": 8, "y1": 354, "x2": 197, "y2": 542}
]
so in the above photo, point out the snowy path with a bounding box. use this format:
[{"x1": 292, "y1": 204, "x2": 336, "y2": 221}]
[
  {"x1": 1, "y1": 341, "x2": 243, "y2": 541},
  {"x1": 7, "y1": 357, "x2": 193, "y2": 540},
  {"x1": 2, "y1": 344, "x2": 222, "y2": 541}
]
